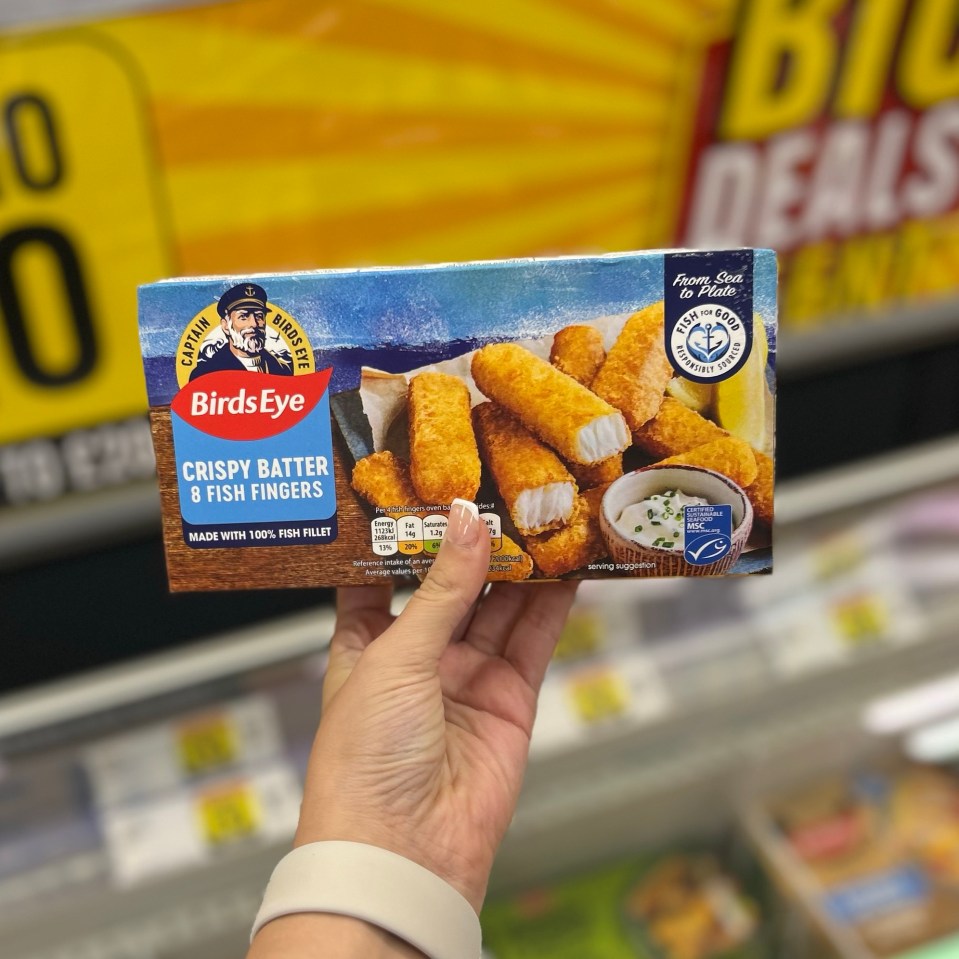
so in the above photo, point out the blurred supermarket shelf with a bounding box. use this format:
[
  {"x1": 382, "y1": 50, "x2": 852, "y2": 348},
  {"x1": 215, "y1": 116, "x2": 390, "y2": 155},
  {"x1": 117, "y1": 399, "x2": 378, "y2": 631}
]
[
  {"x1": 775, "y1": 432, "x2": 959, "y2": 526},
  {"x1": 3, "y1": 589, "x2": 956, "y2": 957},
  {"x1": 0, "y1": 606, "x2": 333, "y2": 744},
  {"x1": 495, "y1": 595, "x2": 959, "y2": 890}
]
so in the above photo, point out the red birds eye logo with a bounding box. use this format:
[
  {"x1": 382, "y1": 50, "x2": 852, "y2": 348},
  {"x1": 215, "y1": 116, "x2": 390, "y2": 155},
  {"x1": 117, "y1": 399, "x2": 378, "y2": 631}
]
[{"x1": 172, "y1": 369, "x2": 333, "y2": 440}]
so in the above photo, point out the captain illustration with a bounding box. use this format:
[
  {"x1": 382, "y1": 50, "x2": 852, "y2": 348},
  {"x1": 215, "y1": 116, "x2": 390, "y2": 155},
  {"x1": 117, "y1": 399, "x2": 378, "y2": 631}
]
[{"x1": 190, "y1": 283, "x2": 293, "y2": 381}]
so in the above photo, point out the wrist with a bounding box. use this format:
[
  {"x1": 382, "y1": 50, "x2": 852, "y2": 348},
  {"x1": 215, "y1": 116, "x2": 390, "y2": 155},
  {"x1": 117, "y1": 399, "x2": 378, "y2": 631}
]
[
  {"x1": 252, "y1": 842, "x2": 483, "y2": 959},
  {"x1": 293, "y1": 818, "x2": 490, "y2": 914},
  {"x1": 249, "y1": 913, "x2": 424, "y2": 958}
]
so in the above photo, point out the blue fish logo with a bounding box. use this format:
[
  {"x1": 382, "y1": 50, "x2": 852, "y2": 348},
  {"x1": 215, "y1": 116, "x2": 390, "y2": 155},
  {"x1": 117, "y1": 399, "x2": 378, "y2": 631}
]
[{"x1": 684, "y1": 533, "x2": 731, "y2": 565}]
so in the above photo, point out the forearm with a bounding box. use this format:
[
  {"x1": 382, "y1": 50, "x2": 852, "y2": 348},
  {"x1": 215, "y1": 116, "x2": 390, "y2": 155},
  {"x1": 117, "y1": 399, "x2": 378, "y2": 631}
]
[{"x1": 248, "y1": 913, "x2": 424, "y2": 959}]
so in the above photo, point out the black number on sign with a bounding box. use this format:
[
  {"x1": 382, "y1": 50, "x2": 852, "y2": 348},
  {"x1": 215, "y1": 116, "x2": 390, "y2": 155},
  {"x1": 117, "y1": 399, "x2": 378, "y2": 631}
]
[
  {"x1": 5, "y1": 94, "x2": 63, "y2": 190},
  {"x1": 0, "y1": 226, "x2": 97, "y2": 386}
]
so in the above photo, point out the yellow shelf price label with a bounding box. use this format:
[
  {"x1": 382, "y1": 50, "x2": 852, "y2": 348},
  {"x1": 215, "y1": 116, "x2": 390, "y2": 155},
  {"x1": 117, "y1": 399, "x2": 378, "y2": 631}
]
[
  {"x1": 0, "y1": 35, "x2": 170, "y2": 446},
  {"x1": 176, "y1": 715, "x2": 239, "y2": 776},
  {"x1": 554, "y1": 608, "x2": 604, "y2": 661},
  {"x1": 196, "y1": 781, "x2": 261, "y2": 846},
  {"x1": 567, "y1": 668, "x2": 630, "y2": 725},
  {"x1": 831, "y1": 594, "x2": 890, "y2": 645}
]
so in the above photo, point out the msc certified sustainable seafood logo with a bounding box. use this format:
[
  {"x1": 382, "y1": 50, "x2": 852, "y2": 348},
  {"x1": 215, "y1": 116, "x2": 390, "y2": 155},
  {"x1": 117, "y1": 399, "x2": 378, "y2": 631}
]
[
  {"x1": 669, "y1": 304, "x2": 750, "y2": 384},
  {"x1": 683, "y1": 532, "x2": 731, "y2": 565}
]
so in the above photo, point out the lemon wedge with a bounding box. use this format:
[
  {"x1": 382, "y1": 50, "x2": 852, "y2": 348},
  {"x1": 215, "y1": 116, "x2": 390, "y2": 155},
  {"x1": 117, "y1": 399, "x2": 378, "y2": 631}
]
[
  {"x1": 714, "y1": 315, "x2": 769, "y2": 450},
  {"x1": 666, "y1": 376, "x2": 713, "y2": 413}
]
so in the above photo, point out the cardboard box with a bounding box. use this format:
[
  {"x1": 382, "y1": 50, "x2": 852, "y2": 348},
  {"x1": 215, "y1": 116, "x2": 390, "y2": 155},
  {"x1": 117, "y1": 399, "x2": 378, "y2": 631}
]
[
  {"x1": 744, "y1": 762, "x2": 959, "y2": 958},
  {"x1": 138, "y1": 250, "x2": 776, "y2": 590}
]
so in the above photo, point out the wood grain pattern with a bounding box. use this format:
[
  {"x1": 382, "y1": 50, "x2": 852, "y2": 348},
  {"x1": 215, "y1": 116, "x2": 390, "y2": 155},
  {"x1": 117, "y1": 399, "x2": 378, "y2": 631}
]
[{"x1": 151, "y1": 407, "x2": 419, "y2": 591}]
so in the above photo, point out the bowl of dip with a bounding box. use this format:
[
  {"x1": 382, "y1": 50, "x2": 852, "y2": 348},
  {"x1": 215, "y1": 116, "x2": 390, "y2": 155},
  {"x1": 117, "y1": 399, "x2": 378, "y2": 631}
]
[{"x1": 599, "y1": 465, "x2": 753, "y2": 576}]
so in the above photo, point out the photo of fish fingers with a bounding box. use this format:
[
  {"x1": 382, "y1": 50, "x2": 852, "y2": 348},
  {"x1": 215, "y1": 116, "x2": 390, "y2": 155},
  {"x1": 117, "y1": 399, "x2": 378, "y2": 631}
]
[
  {"x1": 471, "y1": 343, "x2": 630, "y2": 465},
  {"x1": 746, "y1": 451, "x2": 774, "y2": 528},
  {"x1": 408, "y1": 371, "x2": 481, "y2": 504},
  {"x1": 658, "y1": 437, "x2": 759, "y2": 489},
  {"x1": 487, "y1": 533, "x2": 534, "y2": 581},
  {"x1": 550, "y1": 324, "x2": 606, "y2": 386},
  {"x1": 633, "y1": 397, "x2": 728, "y2": 459},
  {"x1": 525, "y1": 484, "x2": 610, "y2": 577},
  {"x1": 566, "y1": 453, "x2": 624, "y2": 490},
  {"x1": 591, "y1": 302, "x2": 674, "y2": 432},
  {"x1": 474, "y1": 402, "x2": 577, "y2": 535},
  {"x1": 351, "y1": 451, "x2": 426, "y2": 517}
]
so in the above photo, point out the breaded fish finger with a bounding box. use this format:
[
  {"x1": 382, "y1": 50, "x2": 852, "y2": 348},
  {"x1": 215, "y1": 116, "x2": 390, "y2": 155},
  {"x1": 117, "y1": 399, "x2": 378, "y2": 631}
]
[
  {"x1": 408, "y1": 372, "x2": 481, "y2": 504},
  {"x1": 550, "y1": 324, "x2": 606, "y2": 386},
  {"x1": 633, "y1": 397, "x2": 728, "y2": 458},
  {"x1": 746, "y1": 451, "x2": 774, "y2": 527},
  {"x1": 351, "y1": 451, "x2": 425, "y2": 517},
  {"x1": 591, "y1": 303, "x2": 674, "y2": 431},
  {"x1": 525, "y1": 484, "x2": 610, "y2": 577},
  {"x1": 566, "y1": 453, "x2": 623, "y2": 490},
  {"x1": 487, "y1": 533, "x2": 534, "y2": 581},
  {"x1": 471, "y1": 343, "x2": 629, "y2": 465},
  {"x1": 658, "y1": 437, "x2": 759, "y2": 489},
  {"x1": 474, "y1": 403, "x2": 577, "y2": 535}
]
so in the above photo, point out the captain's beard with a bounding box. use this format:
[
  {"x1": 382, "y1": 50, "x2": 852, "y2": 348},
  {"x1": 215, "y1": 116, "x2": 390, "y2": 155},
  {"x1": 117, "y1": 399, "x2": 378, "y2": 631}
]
[{"x1": 227, "y1": 324, "x2": 265, "y2": 355}]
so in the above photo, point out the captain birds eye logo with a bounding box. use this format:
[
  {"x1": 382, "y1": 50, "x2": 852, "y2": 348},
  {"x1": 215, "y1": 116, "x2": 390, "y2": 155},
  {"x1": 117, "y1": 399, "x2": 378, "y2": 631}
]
[{"x1": 175, "y1": 283, "x2": 315, "y2": 387}]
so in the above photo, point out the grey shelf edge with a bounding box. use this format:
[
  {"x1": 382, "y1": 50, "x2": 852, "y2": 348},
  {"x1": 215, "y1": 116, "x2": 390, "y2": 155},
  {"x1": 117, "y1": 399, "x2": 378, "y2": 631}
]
[
  {"x1": 776, "y1": 299, "x2": 959, "y2": 376},
  {"x1": 0, "y1": 606, "x2": 335, "y2": 742},
  {"x1": 0, "y1": 479, "x2": 161, "y2": 571},
  {"x1": 0, "y1": 0, "x2": 223, "y2": 30}
]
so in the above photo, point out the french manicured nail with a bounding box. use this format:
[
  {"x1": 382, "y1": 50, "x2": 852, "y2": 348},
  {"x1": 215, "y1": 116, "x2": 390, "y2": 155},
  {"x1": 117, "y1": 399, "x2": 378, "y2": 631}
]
[{"x1": 447, "y1": 498, "x2": 480, "y2": 547}]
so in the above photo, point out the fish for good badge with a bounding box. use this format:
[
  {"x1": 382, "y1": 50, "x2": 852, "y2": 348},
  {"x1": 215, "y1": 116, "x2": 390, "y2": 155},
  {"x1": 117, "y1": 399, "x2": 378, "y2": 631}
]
[
  {"x1": 169, "y1": 282, "x2": 337, "y2": 549},
  {"x1": 664, "y1": 251, "x2": 753, "y2": 384}
]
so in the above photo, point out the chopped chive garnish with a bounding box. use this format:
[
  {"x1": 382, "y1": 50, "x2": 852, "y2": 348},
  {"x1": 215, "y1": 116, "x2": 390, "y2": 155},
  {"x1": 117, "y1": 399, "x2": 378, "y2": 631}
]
[
  {"x1": 634, "y1": 525, "x2": 643, "y2": 533},
  {"x1": 647, "y1": 508, "x2": 654, "y2": 519},
  {"x1": 661, "y1": 541, "x2": 675, "y2": 548},
  {"x1": 651, "y1": 519, "x2": 662, "y2": 525}
]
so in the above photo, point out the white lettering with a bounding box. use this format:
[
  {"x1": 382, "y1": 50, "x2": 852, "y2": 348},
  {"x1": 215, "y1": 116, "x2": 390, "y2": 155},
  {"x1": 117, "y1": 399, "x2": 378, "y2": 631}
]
[{"x1": 187, "y1": 387, "x2": 308, "y2": 420}]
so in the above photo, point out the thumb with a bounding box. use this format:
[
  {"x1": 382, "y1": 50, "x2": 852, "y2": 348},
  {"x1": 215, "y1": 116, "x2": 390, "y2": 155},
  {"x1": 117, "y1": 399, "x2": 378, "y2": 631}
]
[{"x1": 380, "y1": 499, "x2": 490, "y2": 667}]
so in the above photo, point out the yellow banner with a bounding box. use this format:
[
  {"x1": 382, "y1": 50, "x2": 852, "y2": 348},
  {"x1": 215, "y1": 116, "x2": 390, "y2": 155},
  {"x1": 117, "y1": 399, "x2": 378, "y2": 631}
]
[{"x1": 2, "y1": 0, "x2": 958, "y2": 461}]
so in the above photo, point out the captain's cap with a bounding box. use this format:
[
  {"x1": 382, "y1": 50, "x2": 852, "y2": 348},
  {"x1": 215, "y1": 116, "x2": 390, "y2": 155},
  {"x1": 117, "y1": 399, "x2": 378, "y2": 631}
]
[{"x1": 218, "y1": 283, "x2": 271, "y2": 317}]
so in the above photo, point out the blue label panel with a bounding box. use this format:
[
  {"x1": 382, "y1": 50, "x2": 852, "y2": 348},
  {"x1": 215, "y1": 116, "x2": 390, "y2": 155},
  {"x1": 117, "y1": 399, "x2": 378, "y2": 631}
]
[
  {"x1": 825, "y1": 867, "x2": 929, "y2": 924},
  {"x1": 171, "y1": 392, "x2": 337, "y2": 548},
  {"x1": 182, "y1": 518, "x2": 338, "y2": 549},
  {"x1": 683, "y1": 504, "x2": 732, "y2": 565}
]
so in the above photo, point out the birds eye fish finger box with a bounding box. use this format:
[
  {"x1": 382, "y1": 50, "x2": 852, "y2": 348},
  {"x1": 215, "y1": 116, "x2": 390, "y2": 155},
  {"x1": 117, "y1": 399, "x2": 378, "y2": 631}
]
[{"x1": 137, "y1": 250, "x2": 776, "y2": 590}]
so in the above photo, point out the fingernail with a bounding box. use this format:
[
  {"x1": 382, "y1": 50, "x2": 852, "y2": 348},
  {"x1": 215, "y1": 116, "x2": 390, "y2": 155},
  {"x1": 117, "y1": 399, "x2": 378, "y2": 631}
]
[{"x1": 447, "y1": 498, "x2": 480, "y2": 547}]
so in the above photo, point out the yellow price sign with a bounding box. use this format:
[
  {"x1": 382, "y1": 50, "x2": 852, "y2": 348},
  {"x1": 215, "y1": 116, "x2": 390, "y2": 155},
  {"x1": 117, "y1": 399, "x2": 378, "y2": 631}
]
[
  {"x1": 553, "y1": 609, "x2": 604, "y2": 661},
  {"x1": 176, "y1": 715, "x2": 238, "y2": 775},
  {"x1": 831, "y1": 594, "x2": 889, "y2": 645},
  {"x1": 0, "y1": 34, "x2": 170, "y2": 446},
  {"x1": 567, "y1": 668, "x2": 629, "y2": 725},
  {"x1": 196, "y1": 782, "x2": 261, "y2": 846}
]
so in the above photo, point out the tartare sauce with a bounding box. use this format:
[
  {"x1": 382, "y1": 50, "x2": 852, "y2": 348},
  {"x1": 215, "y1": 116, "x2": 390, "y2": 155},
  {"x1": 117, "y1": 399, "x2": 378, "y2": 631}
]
[{"x1": 616, "y1": 489, "x2": 709, "y2": 549}]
